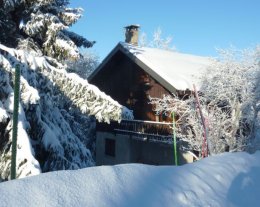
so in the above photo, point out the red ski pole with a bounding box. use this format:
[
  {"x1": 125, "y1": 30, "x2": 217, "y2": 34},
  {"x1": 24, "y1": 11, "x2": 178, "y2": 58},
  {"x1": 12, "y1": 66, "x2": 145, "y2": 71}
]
[{"x1": 193, "y1": 84, "x2": 210, "y2": 157}]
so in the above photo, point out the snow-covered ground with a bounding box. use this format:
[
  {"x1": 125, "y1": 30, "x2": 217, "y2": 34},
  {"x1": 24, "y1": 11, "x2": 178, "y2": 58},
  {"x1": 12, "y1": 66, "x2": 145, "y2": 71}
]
[{"x1": 0, "y1": 151, "x2": 259, "y2": 207}]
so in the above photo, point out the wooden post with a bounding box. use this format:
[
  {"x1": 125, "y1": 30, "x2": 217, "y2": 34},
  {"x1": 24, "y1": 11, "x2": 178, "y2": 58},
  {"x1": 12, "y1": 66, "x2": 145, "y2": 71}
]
[{"x1": 11, "y1": 64, "x2": 21, "y2": 180}]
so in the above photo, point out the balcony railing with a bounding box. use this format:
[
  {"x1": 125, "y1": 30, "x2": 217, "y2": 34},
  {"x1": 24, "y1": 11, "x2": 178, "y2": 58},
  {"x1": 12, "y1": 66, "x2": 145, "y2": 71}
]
[{"x1": 96, "y1": 119, "x2": 174, "y2": 144}]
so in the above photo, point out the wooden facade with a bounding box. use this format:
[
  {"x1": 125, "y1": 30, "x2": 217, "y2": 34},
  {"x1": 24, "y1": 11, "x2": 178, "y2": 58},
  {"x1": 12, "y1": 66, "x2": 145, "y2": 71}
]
[
  {"x1": 89, "y1": 43, "x2": 200, "y2": 165},
  {"x1": 89, "y1": 50, "x2": 172, "y2": 122}
]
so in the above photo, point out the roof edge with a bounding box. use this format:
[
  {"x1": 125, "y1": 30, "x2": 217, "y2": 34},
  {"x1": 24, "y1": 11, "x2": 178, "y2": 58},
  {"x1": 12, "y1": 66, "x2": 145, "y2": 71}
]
[
  {"x1": 118, "y1": 43, "x2": 178, "y2": 93},
  {"x1": 88, "y1": 42, "x2": 178, "y2": 93},
  {"x1": 88, "y1": 43, "x2": 123, "y2": 81}
]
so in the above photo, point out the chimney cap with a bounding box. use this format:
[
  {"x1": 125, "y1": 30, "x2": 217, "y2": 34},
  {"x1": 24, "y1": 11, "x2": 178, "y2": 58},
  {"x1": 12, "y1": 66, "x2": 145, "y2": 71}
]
[{"x1": 124, "y1": 24, "x2": 140, "y2": 29}]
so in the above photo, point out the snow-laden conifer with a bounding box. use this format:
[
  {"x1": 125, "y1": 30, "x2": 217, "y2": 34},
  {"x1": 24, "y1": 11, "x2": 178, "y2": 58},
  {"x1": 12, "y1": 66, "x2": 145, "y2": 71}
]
[
  {"x1": 0, "y1": 0, "x2": 95, "y2": 61},
  {"x1": 0, "y1": 43, "x2": 133, "y2": 180},
  {"x1": 0, "y1": 1, "x2": 133, "y2": 180}
]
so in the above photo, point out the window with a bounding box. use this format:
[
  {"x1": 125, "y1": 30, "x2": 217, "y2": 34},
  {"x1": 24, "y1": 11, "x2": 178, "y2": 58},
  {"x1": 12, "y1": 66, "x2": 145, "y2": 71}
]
[{"x1": 105, "y1": 138, "x2": 116, "y2": 157}]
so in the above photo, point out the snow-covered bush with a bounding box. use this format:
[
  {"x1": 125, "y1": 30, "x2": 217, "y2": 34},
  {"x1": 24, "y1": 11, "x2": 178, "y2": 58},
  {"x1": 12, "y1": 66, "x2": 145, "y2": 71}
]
[
  {"x1": 150, "y1": 46, "x2": 260, "y2": 157},
  {"x1": 150, "y1": 94, "x2": 204, "y2": 154},
  {"x1": 199, "y1": 48, "x2": 259, "y2": 154}
]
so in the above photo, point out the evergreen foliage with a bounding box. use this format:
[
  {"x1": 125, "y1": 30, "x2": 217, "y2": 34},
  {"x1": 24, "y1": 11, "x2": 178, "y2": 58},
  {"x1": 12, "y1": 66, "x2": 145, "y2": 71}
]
[
  {"x1": 0, "y1": 1, "x2": 133, "y2": 180},
  {"x1": 0, "y1": 0, "x2": 95, "y2": 61}
]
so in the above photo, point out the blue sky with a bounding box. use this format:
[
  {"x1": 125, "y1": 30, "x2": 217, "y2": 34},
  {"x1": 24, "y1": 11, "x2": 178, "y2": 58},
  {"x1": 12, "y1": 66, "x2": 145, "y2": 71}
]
[{"x1": 70, "y1": 0, "x2": 260, "y2": 60}]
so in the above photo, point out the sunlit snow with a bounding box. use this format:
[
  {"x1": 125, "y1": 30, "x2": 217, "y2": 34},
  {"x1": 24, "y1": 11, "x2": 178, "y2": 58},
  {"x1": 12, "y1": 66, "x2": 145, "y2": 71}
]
[
  {"x1": 121, "y1": 42, "x2": 213, "y2": 91},
  {"x1": 0, "y1": 151, "x2": 259, "y2": 207},
  {"x1": 19, "y1": 19, "x2": 25, "y2": 30}
]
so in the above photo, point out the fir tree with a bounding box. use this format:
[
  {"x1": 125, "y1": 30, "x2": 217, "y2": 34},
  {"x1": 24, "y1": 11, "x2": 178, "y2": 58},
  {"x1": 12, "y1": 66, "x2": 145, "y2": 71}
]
[
  {"x1": 0, "y1": 1, "x2": 133, "y2": 180},
  {"x1": 0, "y1": 0, "x2": 95, "y2": 61}
]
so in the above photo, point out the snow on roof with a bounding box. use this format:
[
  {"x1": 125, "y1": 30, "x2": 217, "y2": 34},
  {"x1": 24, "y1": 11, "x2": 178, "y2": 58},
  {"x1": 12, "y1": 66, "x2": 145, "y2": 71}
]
[
  {"x1": 120, "y1": 42, "x2": 213, "y2": 91},
  {"x1": 124, "y1": 24, "x2": 140, "y2": 28},
  {"x1": 1, "y1": 151, "x2": 260, "y2": 206}
]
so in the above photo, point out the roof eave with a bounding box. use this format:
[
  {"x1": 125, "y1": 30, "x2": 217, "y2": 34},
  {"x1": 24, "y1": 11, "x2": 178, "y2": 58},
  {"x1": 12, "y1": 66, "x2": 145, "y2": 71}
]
[
  {"x1": 88, "y1": 42, "x2": 178, "y2": 93},
  {"x1": 118, "y1": 43, "x2": 178, "y2": 94},
  {"x1": 88, "y1": 43, "x2": 123, "y2": 81}
]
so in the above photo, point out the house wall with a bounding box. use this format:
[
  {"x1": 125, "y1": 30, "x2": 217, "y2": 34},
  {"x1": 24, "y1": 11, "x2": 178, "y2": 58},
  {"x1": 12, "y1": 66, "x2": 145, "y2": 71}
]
[
  {"x1": 91, "y1": 49, "x2": 194, "y2": 167},
  {"x1": 96, "y1": 132, "x2": 193, "y2": 166},
  {"x1": 96, "y1": 132, "x2": 131, "y2": 165},
  {"x1": 89, "y1": 50, "x2": 172, "y2": 121}
]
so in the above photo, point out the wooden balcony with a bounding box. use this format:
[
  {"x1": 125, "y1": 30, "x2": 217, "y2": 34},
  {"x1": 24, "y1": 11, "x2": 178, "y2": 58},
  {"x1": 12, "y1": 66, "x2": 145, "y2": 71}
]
[{"x1": 96, "y1": 119, "x2": 174, "y2": 144}]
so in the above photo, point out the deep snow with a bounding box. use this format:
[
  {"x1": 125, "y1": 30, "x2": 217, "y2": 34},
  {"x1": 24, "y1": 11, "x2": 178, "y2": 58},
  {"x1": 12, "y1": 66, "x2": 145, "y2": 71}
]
[{"x1": 0, "y1": 151, "x2": 259, "y2": 207}]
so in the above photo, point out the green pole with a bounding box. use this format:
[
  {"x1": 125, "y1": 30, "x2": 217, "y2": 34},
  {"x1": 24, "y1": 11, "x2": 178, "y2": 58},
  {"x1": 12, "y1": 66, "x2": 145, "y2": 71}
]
[
  {"x1": 172, "y1": 112, "x2": 178, "y2": 166},
  {"x1": 11, "y1": 64, "x2": 21, "y2": 180}
]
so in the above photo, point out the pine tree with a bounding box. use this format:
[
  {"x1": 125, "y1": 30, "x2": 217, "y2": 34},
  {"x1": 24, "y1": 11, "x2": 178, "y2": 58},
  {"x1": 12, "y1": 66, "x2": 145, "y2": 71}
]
[
  {"x1": 0, "y1": 1, "x2": 133, "y2": 180},
  {"x1": 0, "y1": 0, "x2": 95, "y2": 61}
]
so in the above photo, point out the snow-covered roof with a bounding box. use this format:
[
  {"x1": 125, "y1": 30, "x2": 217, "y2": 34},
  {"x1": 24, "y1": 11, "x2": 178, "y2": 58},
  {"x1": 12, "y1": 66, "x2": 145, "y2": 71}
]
[{"x1": 89, "y1": 42, "x2": 213, "y2": 92}]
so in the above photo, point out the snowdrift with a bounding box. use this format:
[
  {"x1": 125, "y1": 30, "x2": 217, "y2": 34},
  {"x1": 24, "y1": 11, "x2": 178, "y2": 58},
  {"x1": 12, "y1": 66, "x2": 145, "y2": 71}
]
[{"x1": 0, "y1": 151, "x2": 259, "y2": 207}]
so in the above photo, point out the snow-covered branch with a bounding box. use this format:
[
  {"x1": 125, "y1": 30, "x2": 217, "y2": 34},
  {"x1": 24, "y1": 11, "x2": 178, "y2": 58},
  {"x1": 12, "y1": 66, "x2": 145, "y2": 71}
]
[
  {"x1": 0, "y1": 0, "x2": 95, "y2": 61},
  {"x1": 65, "y1": 51, "x2": 99, "y2": 79},
  {"x1": 150, "y1": 46, "x2": 260, "y2": 157},
  {"x1": 140, "y1": 27, "x2": 176, "y2": 51},
  {"x1": 0, "y1": 43, "x2": 133, "y2": 180}
]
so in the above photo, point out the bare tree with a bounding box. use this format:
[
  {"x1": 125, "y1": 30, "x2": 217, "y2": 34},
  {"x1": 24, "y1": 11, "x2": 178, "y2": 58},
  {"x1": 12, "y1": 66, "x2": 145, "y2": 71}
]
[
  {"x1": 150, "y1": 94, "x2": 203, "y2": 154},
  {"x1": 139, "y1": 27, "x2": 176, "y2": 51},
  {"x1": 66, "y1": 51, "x2": 100, "y2": 79},
  {"x1": 150, "y1": 46, "x2": 260, "y2": 157}
]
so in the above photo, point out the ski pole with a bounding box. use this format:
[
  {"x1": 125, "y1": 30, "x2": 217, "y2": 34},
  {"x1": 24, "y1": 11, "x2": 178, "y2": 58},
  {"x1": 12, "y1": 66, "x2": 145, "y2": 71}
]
[{"x1": 172, "y1": 112, "x2": 178, "y2": 166}]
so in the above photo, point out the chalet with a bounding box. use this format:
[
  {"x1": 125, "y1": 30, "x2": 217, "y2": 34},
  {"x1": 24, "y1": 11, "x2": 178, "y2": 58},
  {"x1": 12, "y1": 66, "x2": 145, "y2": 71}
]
[{"x1": 89, "y1": 25, "x2": 211, "y2": 166}]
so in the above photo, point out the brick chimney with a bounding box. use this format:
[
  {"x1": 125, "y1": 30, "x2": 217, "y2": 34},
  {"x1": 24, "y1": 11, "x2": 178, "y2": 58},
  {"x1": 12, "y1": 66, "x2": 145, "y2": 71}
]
[{"x1": 124, "y1": 24, "x2": 140, "y2": 45}]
